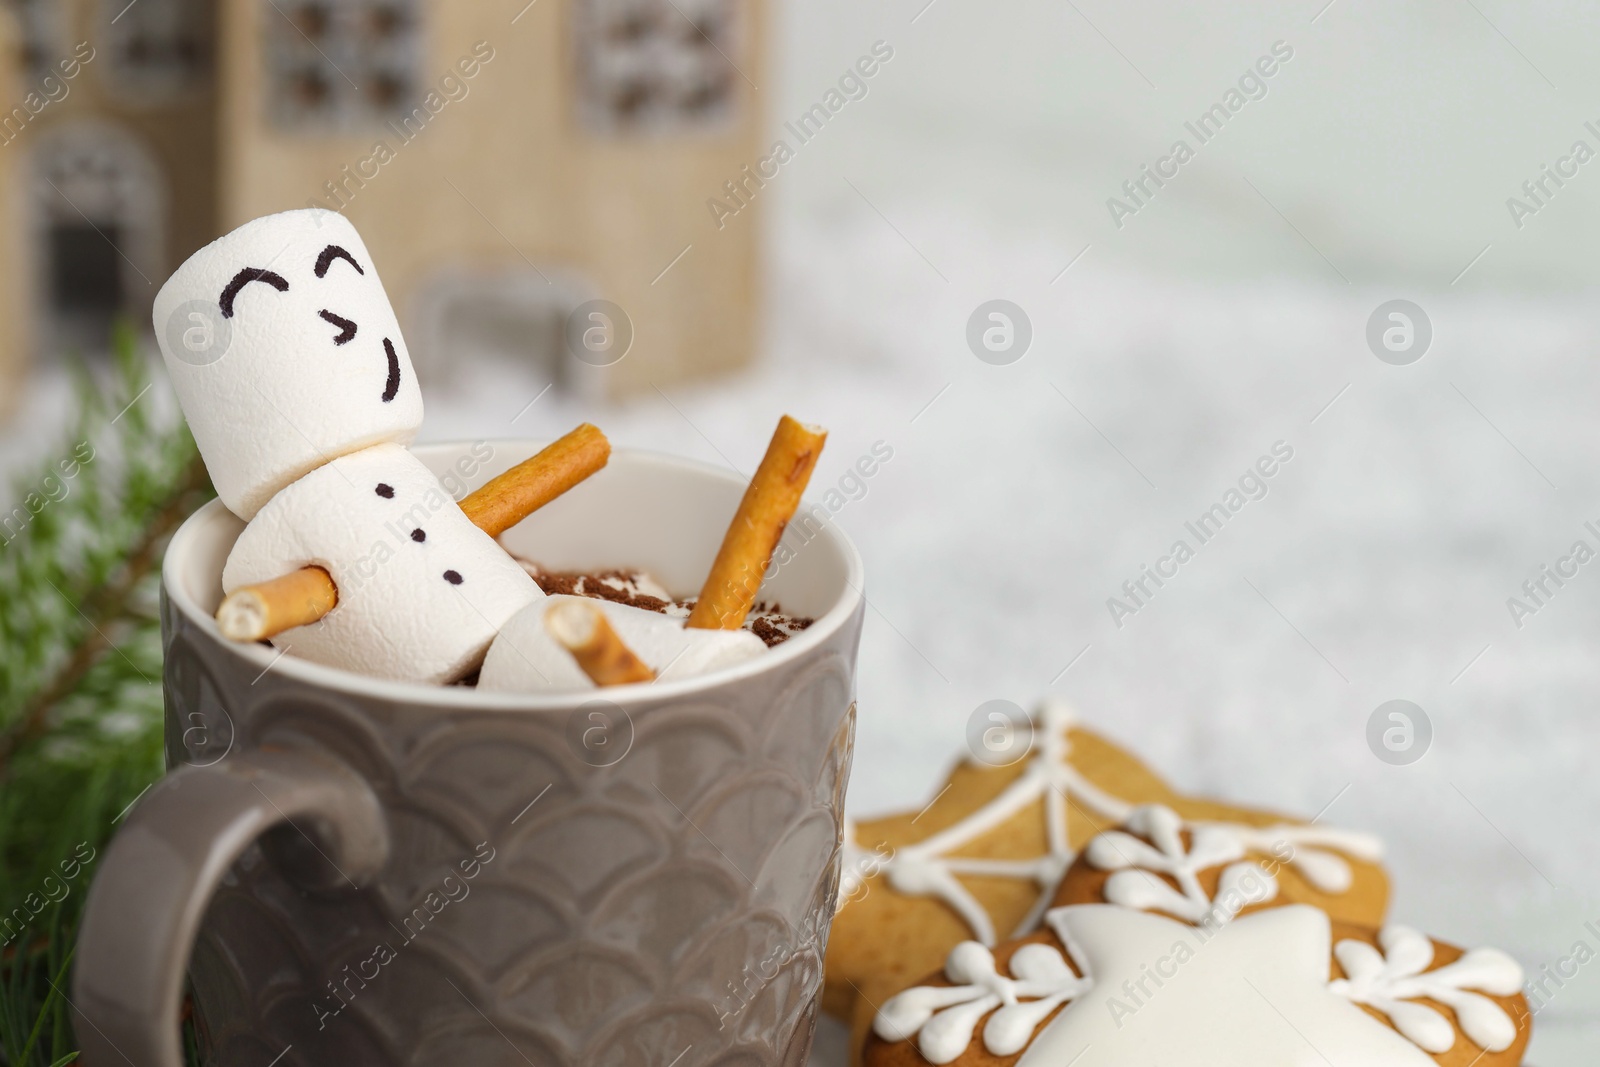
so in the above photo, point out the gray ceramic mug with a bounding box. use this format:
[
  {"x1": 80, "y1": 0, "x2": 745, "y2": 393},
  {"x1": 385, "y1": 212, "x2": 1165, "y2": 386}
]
[{"x1": 72, "y1": 440, "x2": 865, "y2": 1067}]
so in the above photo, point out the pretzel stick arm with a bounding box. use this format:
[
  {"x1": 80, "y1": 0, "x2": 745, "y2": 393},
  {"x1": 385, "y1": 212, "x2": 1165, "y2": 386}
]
[
  {"x1": 215, "y1": 566, "x2": 338, "y2": 643},
  {"x1": 545, "y1": 600, "x2": 656, "y2": 686},
  {"x1": 460, "y1": 423, "x2": 610, "y2": 538}
]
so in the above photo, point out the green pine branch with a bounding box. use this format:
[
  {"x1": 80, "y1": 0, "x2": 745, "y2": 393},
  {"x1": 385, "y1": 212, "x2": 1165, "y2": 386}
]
[{"x1": 0, "y1": 326, "x2": 213, "y2": 1067}]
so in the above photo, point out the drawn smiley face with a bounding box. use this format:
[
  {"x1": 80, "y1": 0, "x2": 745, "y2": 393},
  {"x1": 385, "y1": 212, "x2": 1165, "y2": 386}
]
[{"x1": 218, "y1": 242, "x2": 403, "y2": 404}]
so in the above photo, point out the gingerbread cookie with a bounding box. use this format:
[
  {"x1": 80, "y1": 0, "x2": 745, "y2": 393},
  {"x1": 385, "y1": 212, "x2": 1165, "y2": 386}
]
[
  {"x1": 860, "y1": 807, "x2": 1526, "y2": 1066},
  {"x1": 865, "y1": 904, "x2": 1529, "y2": 1066},
  {"x1": 823, "y1": 702, "x2": 1391, "y2": 1057}
]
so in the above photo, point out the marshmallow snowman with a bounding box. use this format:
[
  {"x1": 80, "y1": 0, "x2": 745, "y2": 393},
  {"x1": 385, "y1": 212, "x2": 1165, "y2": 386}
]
[
  {"x1": 479, "y1": 596, "x2": 767, "y2": 692},
  {"x1": 155, "y1": 209, "x2": 542, "y2": 684}
]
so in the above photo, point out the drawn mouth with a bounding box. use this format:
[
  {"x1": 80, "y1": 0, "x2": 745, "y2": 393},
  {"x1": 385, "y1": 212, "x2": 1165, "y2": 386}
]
[{"x1": 382, "y1": 338, "x2": 400, "y2": 403}]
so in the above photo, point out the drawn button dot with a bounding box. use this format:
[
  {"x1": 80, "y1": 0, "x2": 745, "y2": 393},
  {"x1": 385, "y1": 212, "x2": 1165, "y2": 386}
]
[
  {"x1": 443, "y1": 570, "x2": 463, "y2": 585},
  {"x1": 375, "y1": 483, "x2": 394, "y2": 498},
  {"x1": 411, "y1": 528, "x2": 426, "y2": 542}
]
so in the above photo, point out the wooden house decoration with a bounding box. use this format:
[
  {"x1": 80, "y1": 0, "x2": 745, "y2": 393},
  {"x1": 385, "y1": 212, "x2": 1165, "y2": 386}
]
[{"x1": 0, "y1": 0, "x2": 766, "y2": 417}]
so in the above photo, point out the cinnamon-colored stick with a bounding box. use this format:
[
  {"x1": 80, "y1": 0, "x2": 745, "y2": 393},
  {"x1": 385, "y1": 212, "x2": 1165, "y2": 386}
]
[
  {"x1": 460, "y1": 423, "x2": 610, "y2": 538},
  {"x1": 215, "y1": 425, "x2": 611, "y2": 642},
  {"x1": 216, "y1": 565, "x2": 338, "y2": 643},
  {"x1": 686, "y1": 415, "x2": 826, "y2": 631},
  {"x1": 544, "y1": 600, "x2": 656, "y2": 686}
]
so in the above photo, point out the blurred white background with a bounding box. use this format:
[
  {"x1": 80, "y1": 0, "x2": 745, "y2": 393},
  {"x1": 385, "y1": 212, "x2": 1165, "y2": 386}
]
[
  {"x1": 779, "y1": 0, "x2": 1600, "y2": 287},
  {"x1": 5, "y1": 1, "x2": 1598, "y2": 1061}
]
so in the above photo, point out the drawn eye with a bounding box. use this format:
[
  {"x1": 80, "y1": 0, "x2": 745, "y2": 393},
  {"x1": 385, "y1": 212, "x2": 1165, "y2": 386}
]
[
  {"x1": 219, "y1": 267, "x2": 289, "y2": 319},
  {"x1": 314, "y1": 244, "x2": 365, "y2": 278}
]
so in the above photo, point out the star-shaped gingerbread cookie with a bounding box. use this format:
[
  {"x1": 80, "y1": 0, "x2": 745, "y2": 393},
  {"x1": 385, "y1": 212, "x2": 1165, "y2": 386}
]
[
  {"x1": 866, "y1": 903, "x2": 1529, "y2": 1066},
  {"x1": 824, "y1": 702, "x2": 1391, "y2": 1058}
]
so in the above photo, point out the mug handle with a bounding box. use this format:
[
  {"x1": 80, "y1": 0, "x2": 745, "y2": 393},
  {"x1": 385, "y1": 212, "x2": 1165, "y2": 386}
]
[{"x1": 72, "y1": 747, "x2": 389, "y2": 1067}]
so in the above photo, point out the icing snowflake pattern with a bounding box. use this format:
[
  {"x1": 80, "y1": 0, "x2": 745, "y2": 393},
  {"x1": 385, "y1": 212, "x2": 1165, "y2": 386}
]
[
  {"x1": 840, "y1": 701, "x2": 1386, "y2": 946},
  {"x1": 841, "y1": 701, "x2": 1134, "y2": 944},
  {"x1": 1192, "y1": 818, "x2": 1385, "y2": 894},
  {"x1": 875, "y1": 905, "x2": 1468, "y2": 1066},
  {"x1": 1330, "y1": 925, "x2": 1525, "y2": 1053},
  {"x1": 873, "y1": 939, "x2": 1091, "y2": 1065},
  {"x1": 1086, "y1": 805, "x2": 1279, "y2": 923}
]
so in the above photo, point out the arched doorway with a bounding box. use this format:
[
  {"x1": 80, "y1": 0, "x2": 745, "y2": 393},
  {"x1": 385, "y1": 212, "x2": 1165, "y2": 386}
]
[
  {"x1": 31, "y1": 121, "x2": 166, "y2": 356},
  {"x1": 410, "y1": 264, "x2": 594, "y2": 394}
]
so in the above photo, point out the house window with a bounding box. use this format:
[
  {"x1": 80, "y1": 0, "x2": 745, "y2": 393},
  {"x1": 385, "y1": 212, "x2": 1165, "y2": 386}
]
[
  {"x1": 7, "y1": 0, "x2": 68, "y2": 83},
  {"x1": 576, "y1": 0, "x2": 739, "y2": 133},
  {"x1": 32, "y1": 122, "x2": 166, "y2": 357},
  {"x1": 102, "y1": 0, "x2": 212, "y2": 99},
  {"x1": 264, "y1": 0, "x2": 420, "y2": 130}
]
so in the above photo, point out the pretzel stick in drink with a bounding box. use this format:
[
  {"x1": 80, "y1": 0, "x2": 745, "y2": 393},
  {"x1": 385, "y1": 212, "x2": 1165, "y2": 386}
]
[
  {"x1": 686, "y1": 415, "x2": 826, "y2": 631},
  {"x1": 460, "y1": 423, "x2": 609, "y2": 538},
  {"x1": 215, "y1": 424, "x2": 612, "y2": 642},
  {"x1": 545, "y1": 600, "x2": 656, "y2": 685}
]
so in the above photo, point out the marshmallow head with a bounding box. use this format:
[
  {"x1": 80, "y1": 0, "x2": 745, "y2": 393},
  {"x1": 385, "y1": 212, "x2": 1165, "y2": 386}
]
[
  {"x1": 479, "y1": 595, "x2": 768, "y2": 692},
  {"x1": 222, "y1": 445, "x2": 542, "y2": 685},
  {"x1": 155, "y1": 209, "x2": 423, "y2": 519}
]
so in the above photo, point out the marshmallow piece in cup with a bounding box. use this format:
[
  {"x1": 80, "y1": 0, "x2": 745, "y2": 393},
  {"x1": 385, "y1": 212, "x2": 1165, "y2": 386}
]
[
  {"x1": 479, "y1": 595, "x2": 767, "y2": 692},
  {"x1": 222, "y1": 445, "x2": 543, "y2": 685},
  {"x1": 153, "y1": 208, "x2": 424, "y2": 520}
]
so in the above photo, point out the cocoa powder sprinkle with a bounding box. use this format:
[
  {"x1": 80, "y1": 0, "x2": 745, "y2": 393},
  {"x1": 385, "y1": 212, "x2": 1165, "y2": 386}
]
[{"x1": 521, "y1": 561, "x2": 813, "y2": 646}]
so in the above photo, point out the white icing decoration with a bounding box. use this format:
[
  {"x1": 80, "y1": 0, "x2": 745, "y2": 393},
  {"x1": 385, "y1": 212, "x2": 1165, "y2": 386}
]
[
  {"x1": 1192, "y1": 820, "x2": 1386, "y2": 895},
  {"x1": 1291, "y1": 847, "x2": 1355, "y2": 893},
  {"x1": 1085, "y1": 804, "x2": 1395, "y2": 925},
  {"x1": 1330, "y1": 925, "x2": 1525, "y2": 1054},
  {"x1": 1087, "y1": 805, "x2": 1279, "y2": 924},
  {"x1": 875, "y1": 904, "x2": 1523, "y2": 1065},
  {"x1": 839, "y1": 701, "x2": 1385, "y2": 945},
  {"x1": 1010, "y1": 905, "x2": 1436, "y2": 1066},
  {"x1": 873, "y1": 938, "x2": 1091, "y2": 1064},
  {"x1": 885, "y1": 858, "x2": 997, "y2": 943},
  {"x1": 839, "y1": 701, "x2": 1134, "y2": 944}
]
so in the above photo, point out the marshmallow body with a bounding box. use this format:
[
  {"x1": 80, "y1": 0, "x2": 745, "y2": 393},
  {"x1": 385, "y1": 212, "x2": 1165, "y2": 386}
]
[
  {"x1": 222, "y1": 445, "x2": 542, "y2": 684},
  {"x1": 479, "y1": 596, "x2": 768, "y2": 692},
  {"x1": 155, "y1": 209, "x2": 424, "y2": 519}
]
